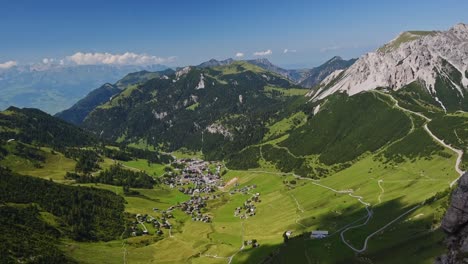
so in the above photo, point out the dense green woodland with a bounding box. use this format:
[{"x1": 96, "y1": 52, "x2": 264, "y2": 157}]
[
  {"x1": 429, "y1": 115, "x2": 468, "y2": 169},
  {"x1": 69, "y1": 164, "x2": 156, "y2": 189},
  {"x1": 64, "y1": 148, "x2": 103, "y2": 174},
  {"x1": 0, "y1": 168, "x2": 126, "y2": 241},
  {"x1": 0, "y1": 107, "x2": 97, "y2": 148},
  {"x1": 280, "y1": 93, "x2": 411, "y2": 164},
  {"x1": 0, "y1": 205, "x2": 76, "y2": 264}
]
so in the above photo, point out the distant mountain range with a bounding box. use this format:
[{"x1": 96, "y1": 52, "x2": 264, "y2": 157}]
[
  {"x1": 0, "y1": 56, "x2": 355, "y2": 115},
  {"x1": 55, "y1": 69, "x2": 175, "y2": 125},
  {"x1": 197, "y1": 56, "x2": 357, "y2": 87},
  {"x1": 56, "y1": 56, "x2": 356, "y2": 126},
  {"x1": 0, "y1": 63, "x2": 168, "y2": 114},
  {"x1": 298, "y1": 56, "x2": 357, "y2": 88}
]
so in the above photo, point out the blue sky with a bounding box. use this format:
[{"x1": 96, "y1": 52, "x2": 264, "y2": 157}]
[{"x1": 1, "y1": 0, "x2": 468, "y2": 68}]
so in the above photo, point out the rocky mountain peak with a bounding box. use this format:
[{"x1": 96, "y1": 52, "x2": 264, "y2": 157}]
[
  {"x1": 175, "y1": 66, "x2": 192, "y2": 79},
  {"x1": 449, "y1": 23, "x2": 468, "y2": 39},
  {"x1": 311, "y1": 23, "x2": 468, "y2": 111},
  {"x1": 450, "y1": 23, "x2": 468, "y2": 32},
  {"x1": 251, "y1": 58, "x2": 273, "y2": 65},
  {"x1": 197, "y1": 58, "x2": 234, "y2": 68},
  {"x1": 328, "y1": 56, "x2": 343, "y2": 62}
]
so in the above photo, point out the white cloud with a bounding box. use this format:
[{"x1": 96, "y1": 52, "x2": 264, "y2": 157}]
[
  {"x1": 320, "y1": 46, "x2": 341, "y2": 52},
  {"x1": 253, "y1": 49, "x2": 272, "y2": 56},
  {"x1": 235, "y1": 52, "x2": 244, "y2": 58},
  {"x1": 0, "y1": 60, "x2": 17, "y2": 69},
  {"x1": 42, "y1": 58, "x2": 55, "y2": 64},
  {"x1": 283, "y1": 49, "x2": 297, "y2": 54},
  {"x1": 66, "y1": 52, "x2": 176, "y2": 65}
]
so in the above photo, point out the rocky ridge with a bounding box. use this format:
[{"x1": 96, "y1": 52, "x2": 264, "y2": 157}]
[{"x1": 311, "y1": 23, "x2": 468, "y2": 110}]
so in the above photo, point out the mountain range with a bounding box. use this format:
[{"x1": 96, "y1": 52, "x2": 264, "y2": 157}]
[
  {"x1": 55, "y1": 69, "x2": 175, "y2": 125},
  {"x1": 0, "y1": 63, "x2": 168, "y2": 114},
  {"x1": 56, "y1": 56, "x2": 356, "y2": 127},
  {"x1": 196, "y1": 56, "x2": 357, "y2": 87}
]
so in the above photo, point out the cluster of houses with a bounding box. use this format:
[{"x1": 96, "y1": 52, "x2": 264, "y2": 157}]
[
  {"x1": 179, "y1": 196, "x2": 212, "y2": 222},
  {"x1": 160, "y1": 159, "x2": 225, "y2": 195},
  {"x1": 244, "y1": 239, "x2": 260, "y2": 248},
  {"x1": 129, "y1": 158, "x2": 226, "y2": 235},
  {"x1": 177, "y1": 185, "x2": 216, "y2": 195},
  {"x1": 132, "y1": 158, "x2": 258, "y2": 239},
  {"x1": 234, "y1": 192, "x2": 261, "y2": 219},
  {"x1": 170, "y1": 159, "x2": 225, "y2": 222},
  {"x1": 130, "y1": 213, "x2": 173, "y2": 237},
  {"x1": 229, "y1": 184, "x2": 257, "y2": 195}
]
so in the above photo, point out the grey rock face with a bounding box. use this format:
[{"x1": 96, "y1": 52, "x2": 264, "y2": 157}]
[
  {"x1": 436, "y1": 172, "x2": 468, "y2": 264},
  {"x1": 313, "y1": 23, "x2": 468, "y2": 102},
  {"x1": 442, "y1": 174, "x2": 468, "y2": 233}
]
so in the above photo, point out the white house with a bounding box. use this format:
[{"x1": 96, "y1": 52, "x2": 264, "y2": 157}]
[{"x1": 311, "y1": 230, "x2": 329, "y2": 239}]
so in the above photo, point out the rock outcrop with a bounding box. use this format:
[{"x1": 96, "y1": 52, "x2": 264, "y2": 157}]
[{"x1": 436, "y1": 172, "x2": 468, "y2": 264}]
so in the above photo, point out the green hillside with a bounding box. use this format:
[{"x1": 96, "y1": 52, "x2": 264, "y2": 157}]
[
  {"x1": 280, "y1": 92, "x2": 411, "y2": 165},
  {"x1": 0, "y1": 168, "x2": 127, "y2": 262},
  {"x1": 55, "y1": 69, "x2": 175, "y2": 125},
  {"x1": 0, "y1": 107, "x2": 98, "y2": 147},
  {"x1": 82, "y1": 62, "x2": 308, "y2": 161}
]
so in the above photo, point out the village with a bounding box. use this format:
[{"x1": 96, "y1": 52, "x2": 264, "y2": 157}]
[
  {"x1": 130, "y1": 158, "x2": 225, "y2": 237},
  {"x1": 129, "y1": 157, "x2": 329, "y2": 250}
]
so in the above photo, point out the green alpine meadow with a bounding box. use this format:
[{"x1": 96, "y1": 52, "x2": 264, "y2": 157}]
[{"x1": 1, "y1": 2, "x2": 468, "y2": 263}]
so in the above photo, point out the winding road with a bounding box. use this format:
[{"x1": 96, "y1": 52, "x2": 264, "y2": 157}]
[
  {"x1": 423, "y1": 124, "x2": 465, "y2": 187},
  {"x1": 377, "y1": 91, "x2": 465, "y2": 187},
  {"x1": 340, "y1": 204, "x2": 421, "y2": 253},
  {"x1": 223, "y1": 167, "x2": 411, "y2": 254},
  {"x1": 377, "y1": 180, "x2": 384, "y2": 204}
]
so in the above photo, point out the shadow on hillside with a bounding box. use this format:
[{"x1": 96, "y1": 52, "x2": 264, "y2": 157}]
[{"x1": 241, "y1": 197, "x2": 446, "y2": 264}]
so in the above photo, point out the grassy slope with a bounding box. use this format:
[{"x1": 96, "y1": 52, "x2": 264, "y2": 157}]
[
  {"x1": 263, "y1": 86, "x2": 309, "y2": 96},
  {"x1": 122, "y1": 159, "x2": 168, "y2": 177},
  {"x1": 428, "y1": 112, "x2": 468, "y2": 170},
  {"x1": 378, "y1": 31, "x2": 435, "y2": 52},
  {"x1": 280, "y1": 92, "x2": 411, "y2": 165},
  {"x1": 58, "y1": 143, "x2": 456, "y2": 263},
  {"x1": 263, "y1": 111, "x2": 307, "y2": 141},
  {"x1": 0, "y1": 144, "x2": 76, "y2": 182},
  {"x1": 392, "y1": 81, "x2": 443, "y2": 117}
]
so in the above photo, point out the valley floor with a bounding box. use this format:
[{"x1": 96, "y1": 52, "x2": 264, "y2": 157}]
[{"x1": 60, "y1": 150, "x2": 456, "y2": 263}]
